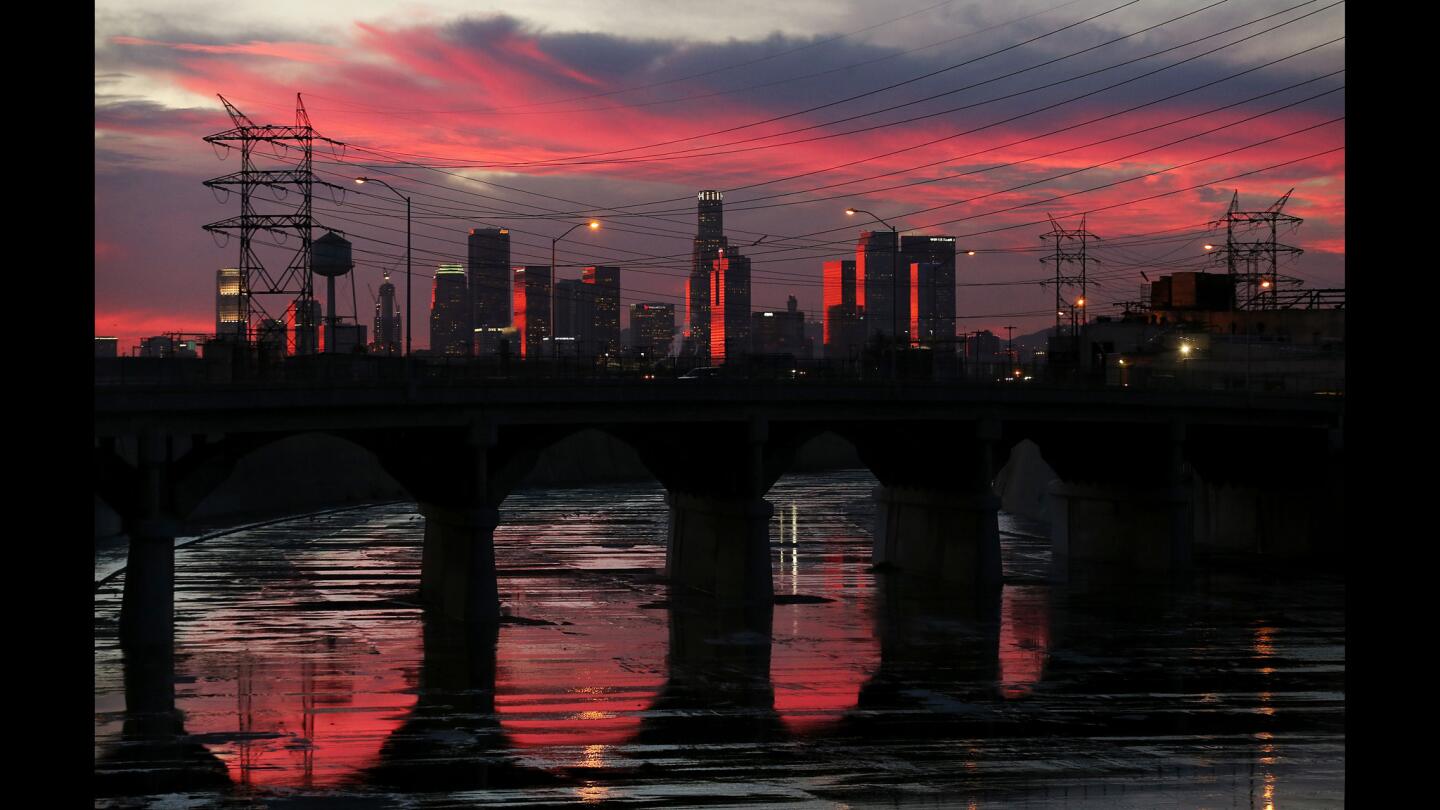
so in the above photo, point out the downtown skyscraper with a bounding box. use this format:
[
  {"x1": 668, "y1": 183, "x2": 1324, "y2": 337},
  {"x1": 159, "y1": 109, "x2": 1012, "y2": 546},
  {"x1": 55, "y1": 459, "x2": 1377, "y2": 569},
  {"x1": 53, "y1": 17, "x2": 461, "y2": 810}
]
[
  {"x1": 215, "y1": 267, "x2": 245, "y2": 341},
  {"x1": 372, "y1": 271, "x2": 401, "y2": 356},
  {"x1": 902, "y1": 235, "x2": 957, "y2": 352},
  {"x1": 513, "y1": 265, "x2": 552, "y2": 359},
  {"x1": 857, "y1": 230, "x2": 906, "y2": 344},
  {"x1": 686, "y1": 191, "x2": 728, "y2": 359},
  {"x1": 582, "y1": 265, "x2": 621, "y2": 358},
  {"x1": 630, "y1": 302, "x2": 675, "y2": 358},
  {"x1": 823, "y1": 259, "x2": 865, "y2": 360},
  {"x1": 430, "y1": 264, "x2": 471, "y2": 356},
  {"x1": 468, "y1": 227, "x2": 511, "y2": 354},
  {"x1": 709, "y1": 251, "x2": 751, "y2": 364}
]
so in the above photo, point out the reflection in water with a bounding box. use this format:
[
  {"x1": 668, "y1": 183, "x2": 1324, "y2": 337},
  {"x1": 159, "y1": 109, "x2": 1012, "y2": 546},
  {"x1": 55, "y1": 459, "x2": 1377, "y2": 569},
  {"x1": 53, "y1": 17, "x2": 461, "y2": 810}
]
[
  {"x1": 184, "y1": 635, "x2": 419, "y2": 788},
  {"x1": 94, "y1": 472, "x2": 1344, "y2": 807},
  {"x1": 770, "y1": 497, "x2": 880, "y2": 734},
  {"x1": 998, "y1": 585, "x2": 1051, "y2": 699}
]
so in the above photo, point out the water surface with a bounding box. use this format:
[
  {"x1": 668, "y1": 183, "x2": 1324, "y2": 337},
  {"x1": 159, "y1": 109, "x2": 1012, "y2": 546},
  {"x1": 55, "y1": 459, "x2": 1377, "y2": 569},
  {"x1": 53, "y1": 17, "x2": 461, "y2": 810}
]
[{"x1": 94, "y1": 470, "x2": 1344, "y2": 807}]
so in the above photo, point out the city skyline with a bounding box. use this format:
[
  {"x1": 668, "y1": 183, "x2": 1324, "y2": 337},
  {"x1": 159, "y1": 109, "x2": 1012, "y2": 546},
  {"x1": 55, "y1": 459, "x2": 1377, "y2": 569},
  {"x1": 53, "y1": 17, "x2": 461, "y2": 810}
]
[{"x1": 95, "y1": 0, "x2": 1344, "y2": 351}]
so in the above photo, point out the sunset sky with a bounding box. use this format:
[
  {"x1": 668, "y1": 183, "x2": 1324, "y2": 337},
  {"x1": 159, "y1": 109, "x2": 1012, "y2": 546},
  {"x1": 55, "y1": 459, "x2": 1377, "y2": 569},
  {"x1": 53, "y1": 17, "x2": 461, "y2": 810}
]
[{"x1": 94, "y1": 0, "x2": 1344, "y2": 351}]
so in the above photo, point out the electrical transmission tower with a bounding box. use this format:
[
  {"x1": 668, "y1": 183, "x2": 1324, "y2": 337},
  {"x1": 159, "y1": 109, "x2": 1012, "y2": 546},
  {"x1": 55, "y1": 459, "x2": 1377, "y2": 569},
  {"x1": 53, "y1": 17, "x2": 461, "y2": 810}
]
[
  {"x1": 1208, "y1": 189, "x2": 1303, "y2": 310},
  {"x1": 202, "y1": 94, "x2": 343, "y2": 352},
  {"x1": 1040, "y1": 214, "x2": 1101, "y2": 337}
]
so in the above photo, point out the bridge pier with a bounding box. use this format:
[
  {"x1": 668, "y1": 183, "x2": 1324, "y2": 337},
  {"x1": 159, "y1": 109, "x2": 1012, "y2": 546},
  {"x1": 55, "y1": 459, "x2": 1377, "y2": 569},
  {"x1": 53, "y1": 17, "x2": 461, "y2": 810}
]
[
  {"x1": 666, "y1": 493, "x2": 774, "y2": 604},
  {"x1": 1048, "y1": 482, "x2": 1192, "y2": 580},
  {"x1": 119, "y1": 431, "x2": 179, "y2": 649},
  {"x1": 119, "y1": 521, "x2": 179, "y2": 648},
  {"x1": 873, "y1": 486, "x2": 1001, "y2": 591},
  {"x1": 417, "y1": 503, "x2": 501, "y2": 623}
]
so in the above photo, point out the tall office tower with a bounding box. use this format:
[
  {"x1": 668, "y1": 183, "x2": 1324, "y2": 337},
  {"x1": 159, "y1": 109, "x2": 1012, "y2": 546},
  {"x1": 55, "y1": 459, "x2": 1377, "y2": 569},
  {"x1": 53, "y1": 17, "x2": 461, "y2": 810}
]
[
  {"x1": 687, "y1": 191, "x2": 729, "y2": 358},
  {"x1": 709, "y1": 252, "x2": 751, "y2": 364},
  {"x1": 430, "y1": 264, "x2": 472, "y2": 356},
  {"x1": 468, "y1": 227, "x2": 511, "y2": 354},
  {"x1": 822, "y1": 259, "x2": 867, "y2": 360},
  {"x1": 630, "y1": 302, "x2": 675, "y2": 358},
  {"x1": 857, "y1": 230, "x2": 907, "y2": 343},
  {"x1": 909, "y1": 260, "x2": 956, "y2": 352},
  {"x1": 901, "y1": 235, "x2": 957, "y2": 351},
  {"x1": 513, "y1": 265, "x2": 553, "y2": 359},
  {"x1": 286, "y1": 298, "x2": 321, "y2": 355},
  {"x1": 752, "y1": 295, "x2": 806, "y2": 355},
  {"x1": 582, "y1": 265, "x2": 621, "y2": 358},
  {"x1": 215, "y1": 267, "x2": 246, "y2": 341},
  {"x1": 372, "y1": 272, "x2": 402, "y2": 356},
  {"x1": 555, "y1": 278, "x2": 595, "y2": 356}
]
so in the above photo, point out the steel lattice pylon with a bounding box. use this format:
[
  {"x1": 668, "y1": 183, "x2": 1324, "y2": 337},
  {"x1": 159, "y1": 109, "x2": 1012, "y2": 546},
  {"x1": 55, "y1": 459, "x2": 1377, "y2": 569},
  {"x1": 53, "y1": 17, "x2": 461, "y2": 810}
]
[
  {"x1": 1040, "y1": 214, "x2": 1101, "y2": 338},
  {"x1": 1208, "y1": 189, "x2": 1304, "y2": 311},
  {"x1": 202, "y1": 94, "x2": 343, "y2": 353}
]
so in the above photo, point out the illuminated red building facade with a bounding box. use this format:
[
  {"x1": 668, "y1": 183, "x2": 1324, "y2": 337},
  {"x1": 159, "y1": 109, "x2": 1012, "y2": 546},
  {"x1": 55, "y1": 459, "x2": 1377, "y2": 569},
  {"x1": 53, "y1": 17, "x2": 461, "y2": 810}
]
[
  {"x1": 687, "y1": 190, "x2": 728, "y2": 359},
  {"x1": 709, "y1": 252, "x2": 751, "y2": 364},
  {"x1": 823, "y1": 259, "x2": 865, "y2": 360},
  {"x1": 512, "y1": 265, "x2": 552, "y2": 359}
]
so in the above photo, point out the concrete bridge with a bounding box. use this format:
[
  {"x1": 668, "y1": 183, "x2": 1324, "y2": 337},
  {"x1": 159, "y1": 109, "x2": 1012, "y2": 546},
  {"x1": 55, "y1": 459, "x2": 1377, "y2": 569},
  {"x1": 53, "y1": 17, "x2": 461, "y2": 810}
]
[{"x1": 94, "y1": 378, "x2": 1343, "y2": 648}]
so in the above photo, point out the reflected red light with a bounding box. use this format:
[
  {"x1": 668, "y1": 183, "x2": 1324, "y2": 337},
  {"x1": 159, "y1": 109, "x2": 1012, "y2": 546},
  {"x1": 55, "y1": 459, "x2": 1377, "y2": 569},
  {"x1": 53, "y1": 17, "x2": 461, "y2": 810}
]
[
  {"x1": 998, "y1": 585, "x2": 1050, "y2": 699},
  {"x1": 495, "y1": 623, "x2": 665, "y2": 752},
  {"x1": 180, "y1": 636, "x2": 419, "y2": 788},
  {"x1": 770, "y1": 600, "x2": 879, "y2": 734}
]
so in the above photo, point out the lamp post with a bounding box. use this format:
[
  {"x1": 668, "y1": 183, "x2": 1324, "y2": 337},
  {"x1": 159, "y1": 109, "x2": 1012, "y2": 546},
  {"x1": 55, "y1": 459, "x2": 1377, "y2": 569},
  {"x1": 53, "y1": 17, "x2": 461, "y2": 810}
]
[
  {"x1": 355, "y1": 177, "x2": 410, "y2": 356},
  {"x1": 551, "y1": 220, "x2": 600, "y2": 360}
]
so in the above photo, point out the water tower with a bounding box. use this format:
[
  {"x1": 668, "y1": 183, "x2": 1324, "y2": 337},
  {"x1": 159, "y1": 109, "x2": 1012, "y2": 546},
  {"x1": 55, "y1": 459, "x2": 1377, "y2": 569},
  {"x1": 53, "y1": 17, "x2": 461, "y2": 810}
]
[{"x1": 312, "y1": 231, "x2": 353, "y2": 353}]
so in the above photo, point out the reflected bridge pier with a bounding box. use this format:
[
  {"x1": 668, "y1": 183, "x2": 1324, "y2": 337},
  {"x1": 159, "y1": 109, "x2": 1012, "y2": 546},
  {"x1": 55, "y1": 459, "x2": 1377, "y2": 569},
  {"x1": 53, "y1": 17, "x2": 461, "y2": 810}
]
[{"x1": 95, "y1": 381, "x2": 1342, "y2": 646}]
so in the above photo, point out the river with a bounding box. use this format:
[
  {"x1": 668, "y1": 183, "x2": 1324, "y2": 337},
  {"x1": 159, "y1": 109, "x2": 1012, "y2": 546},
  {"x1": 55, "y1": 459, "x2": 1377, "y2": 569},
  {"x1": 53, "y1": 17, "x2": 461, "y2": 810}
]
[{"x1": 94, "y1": 469, "x2": 1344, "y2": 807}]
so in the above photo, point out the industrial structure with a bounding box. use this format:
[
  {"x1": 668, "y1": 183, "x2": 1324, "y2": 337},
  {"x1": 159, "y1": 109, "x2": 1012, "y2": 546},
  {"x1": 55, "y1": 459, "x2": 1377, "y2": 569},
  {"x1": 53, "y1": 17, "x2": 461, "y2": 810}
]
[{"x1": 202, "y1": 94, "x2": 342, "y2": 354}]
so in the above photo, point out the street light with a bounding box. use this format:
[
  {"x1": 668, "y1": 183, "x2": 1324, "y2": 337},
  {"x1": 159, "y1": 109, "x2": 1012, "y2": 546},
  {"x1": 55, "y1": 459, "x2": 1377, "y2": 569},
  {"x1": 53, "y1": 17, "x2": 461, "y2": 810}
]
[
  {"x1": 551, "y1": 220, "x2": 600, "y2": 359},
  {"x1": 355, "y1": 177, "x2": 410, "y2": 356}
]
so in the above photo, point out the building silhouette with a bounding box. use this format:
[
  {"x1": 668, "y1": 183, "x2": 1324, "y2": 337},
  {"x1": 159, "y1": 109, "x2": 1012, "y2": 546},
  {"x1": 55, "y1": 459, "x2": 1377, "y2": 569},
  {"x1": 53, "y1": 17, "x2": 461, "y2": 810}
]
[
  {"x1": 687, "y1": 191, "x2": 728, "y2": 360},
  {"x1": 583, "y1": 265, "x2": 621, "y2": 358},
  {"x1": 752, "y1": 295, "x2": 806, "y2": 355},
  {"x1": 94, "y1": 337, "x2": 119, "y2": 358},
  {"x1": 555, "y1": 278, "x2": 594, "y2": 356},
  {"x1": 372, "y1": 272, "x2": 401, "y2": 356},
  {"x1": 709, "y1": 251, "x2": 751, "y2": 364},
  {"x1": 513, "y1": 265, "x2": 552, "y2": 359},
  {"x1": 468, "y1": 228, "x2": 511, "y2": 355},
  {"x1": 285, "y1": 299, "x2": 321, "y2": 355},
  {"x1": 215, "y1": 267, "x2": 245, "y2": 341},
  {"x1": 257, "y1": 318, "x2": 287, "y2": 359},
  {"x1": 430, "y1": 264, "x2": 471, "y2": 356},
  {"x1": 857, "y1": 230, "x2": 905, "y2": 343},
  {"x1": 630, "y1": 302, "x2": 675, "y2": 359},
  {"x1": 902, "y1": 235, "x2": 957, "y2": 351}
]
